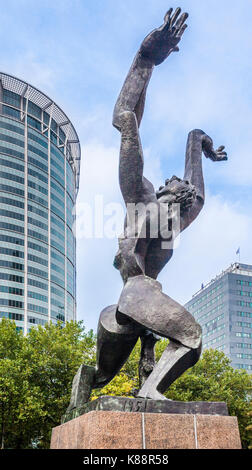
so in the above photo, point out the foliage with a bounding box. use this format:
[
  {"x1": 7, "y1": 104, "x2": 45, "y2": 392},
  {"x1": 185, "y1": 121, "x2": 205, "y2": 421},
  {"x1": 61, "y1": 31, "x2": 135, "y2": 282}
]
[
  {"x1": 0, "y1": 319, "x2": 96, "y2": 449},
  {"x1": 0, "y1": 319, "x2": 46, "y2": 449},
  {"x1": 91, "y1": 372, "x2": 135, "y2": 400}
]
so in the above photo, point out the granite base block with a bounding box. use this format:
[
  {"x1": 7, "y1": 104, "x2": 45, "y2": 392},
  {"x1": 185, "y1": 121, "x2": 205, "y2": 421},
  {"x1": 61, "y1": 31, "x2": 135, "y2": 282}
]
[
  {"x1": 51, "y1": 410, "x2": 241, "y2": 449},
  {"x1": 51, "y1": 397, "x2": 241, "y2": 449}
]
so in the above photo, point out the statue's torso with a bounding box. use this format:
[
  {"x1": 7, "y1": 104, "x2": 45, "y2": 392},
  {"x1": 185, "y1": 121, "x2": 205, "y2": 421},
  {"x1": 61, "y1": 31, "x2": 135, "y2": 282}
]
[{"x1": 113, "y1": 192, "x2": 174, "y2": 282}]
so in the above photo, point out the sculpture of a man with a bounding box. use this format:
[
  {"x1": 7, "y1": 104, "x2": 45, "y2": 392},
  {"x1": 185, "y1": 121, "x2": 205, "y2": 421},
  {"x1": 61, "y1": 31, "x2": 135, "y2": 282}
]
[{"x1": 68, "y1": 8, "x2": 227, "y2": 407}]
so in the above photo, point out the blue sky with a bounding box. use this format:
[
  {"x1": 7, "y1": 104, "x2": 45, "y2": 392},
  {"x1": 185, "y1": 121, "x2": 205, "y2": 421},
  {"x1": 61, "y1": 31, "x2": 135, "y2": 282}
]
[{"x1": 1, "y1": 0, "x2": 252, "y2": 331}]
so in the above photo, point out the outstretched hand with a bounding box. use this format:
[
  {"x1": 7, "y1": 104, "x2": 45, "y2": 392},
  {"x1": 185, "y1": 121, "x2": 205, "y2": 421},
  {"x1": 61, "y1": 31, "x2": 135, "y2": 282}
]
[
  {"x1": 202, "y1": 136, "x2": 228, "y2": 162},
  {"x1": 139, "y1": 7, "x2": 189, "y2": 66}
]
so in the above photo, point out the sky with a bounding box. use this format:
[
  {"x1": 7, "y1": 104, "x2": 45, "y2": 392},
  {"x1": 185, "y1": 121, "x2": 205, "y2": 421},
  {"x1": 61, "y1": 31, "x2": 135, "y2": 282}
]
[{"x1": 1, "y1": 0, "x2": 252, "y2": 331}]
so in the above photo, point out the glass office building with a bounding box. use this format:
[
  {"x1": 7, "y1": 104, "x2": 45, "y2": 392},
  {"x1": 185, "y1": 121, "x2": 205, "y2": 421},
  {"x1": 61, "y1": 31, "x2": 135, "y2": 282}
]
[
  {"x1": 0, "y1": 72, "x2": 81, "y2": 333},
  {"x1": 185, "y1": 263, "x2": 252, "y2": 373}
]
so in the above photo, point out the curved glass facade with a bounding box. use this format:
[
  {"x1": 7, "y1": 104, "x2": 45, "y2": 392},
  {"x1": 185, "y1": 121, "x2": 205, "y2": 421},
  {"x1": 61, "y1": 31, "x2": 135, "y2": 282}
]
[{"x1": 0, "y1": 73, "x2": 81, "y2": 333}]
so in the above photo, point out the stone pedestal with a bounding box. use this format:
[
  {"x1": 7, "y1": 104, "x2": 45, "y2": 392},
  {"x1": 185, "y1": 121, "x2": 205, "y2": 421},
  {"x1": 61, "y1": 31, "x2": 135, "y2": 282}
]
[{"x1": 50, "y1": 397, "x2": 241, "y2": 449}]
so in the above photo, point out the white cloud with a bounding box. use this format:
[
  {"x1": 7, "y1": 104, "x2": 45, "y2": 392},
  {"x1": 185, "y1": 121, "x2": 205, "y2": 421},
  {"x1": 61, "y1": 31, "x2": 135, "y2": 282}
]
[{"x1": 2, "y1": 51, "x2": 56, "y2": 93}]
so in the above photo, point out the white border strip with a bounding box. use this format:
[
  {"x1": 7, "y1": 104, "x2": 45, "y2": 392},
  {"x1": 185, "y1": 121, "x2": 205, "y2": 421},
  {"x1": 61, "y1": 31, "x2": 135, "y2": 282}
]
[
  {"x1": 141, "y1": 413, "x2": 146, "y2": 449},
  {"x1": 194, "y1": 415, "x2": 198, "y2": 449}
]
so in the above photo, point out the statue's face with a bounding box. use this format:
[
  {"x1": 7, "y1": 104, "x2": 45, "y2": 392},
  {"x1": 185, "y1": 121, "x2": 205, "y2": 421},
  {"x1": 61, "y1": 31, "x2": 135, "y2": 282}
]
[
  {"x1": 156, "y1": 176, "x2": 196, "y2": 209},
  {"x1": 157, "y1": 176, "x2": 187, "y2": 201}
]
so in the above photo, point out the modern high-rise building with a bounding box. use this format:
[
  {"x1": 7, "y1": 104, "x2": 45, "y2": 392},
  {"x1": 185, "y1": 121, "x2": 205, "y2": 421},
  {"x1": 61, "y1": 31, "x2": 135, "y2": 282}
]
[
  {"x1": 185, "y1": 263, "x2": 252, "y2": 373},
  {"x1": 0, "y1": 72, "x2": 81, "y2": 334}
]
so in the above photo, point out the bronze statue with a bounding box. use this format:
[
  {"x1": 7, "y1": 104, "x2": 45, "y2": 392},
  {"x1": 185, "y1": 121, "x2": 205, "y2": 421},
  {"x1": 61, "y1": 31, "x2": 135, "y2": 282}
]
[{"x1": 68, "y1": 7, "x2": 227, "y2": 409}]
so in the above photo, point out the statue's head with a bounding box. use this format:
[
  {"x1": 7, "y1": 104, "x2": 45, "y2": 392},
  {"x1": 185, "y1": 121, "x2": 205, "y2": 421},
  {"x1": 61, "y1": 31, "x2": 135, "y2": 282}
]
[{"x1": 156, "y1": 175, "x2": 196, "y2": 212}]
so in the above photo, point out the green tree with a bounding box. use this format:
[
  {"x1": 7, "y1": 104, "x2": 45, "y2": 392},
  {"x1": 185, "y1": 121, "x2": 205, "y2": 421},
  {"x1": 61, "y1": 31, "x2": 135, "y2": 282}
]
[
  {"x1": 0, "y1": 319, "x2": 96, "y2": 449},
  {"x1": 92, "y1": 372, "x2": 135, "y2": 400},
  {"x1": 0, "y1": 319, "x2": 46, "y2": 449}
]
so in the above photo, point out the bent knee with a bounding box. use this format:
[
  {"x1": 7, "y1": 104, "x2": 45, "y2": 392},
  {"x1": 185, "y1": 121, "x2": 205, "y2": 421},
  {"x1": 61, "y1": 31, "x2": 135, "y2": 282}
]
[{"x1": 113, "y1": 109, "x2": 137, "y2": 131}]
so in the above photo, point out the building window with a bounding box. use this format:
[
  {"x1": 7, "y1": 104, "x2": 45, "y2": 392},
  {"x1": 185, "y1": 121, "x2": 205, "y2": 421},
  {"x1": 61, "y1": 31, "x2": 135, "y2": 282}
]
[
  {"x1": 3, "y1": 89, "x2": 21, "y2": 108},
  {"x1": 28, "y1": 129, "x2": 47, "y2": 149},
  {"x1": 28, "y1": 266, "x2": 48, "y2": 279},
  {"x1": 237, "y1": 280, "x2": 252, "y2": 287},
  {"x1": 236, "y1": 343, "x2": 252, "y2": 349},
  {"x1": 203, "y1": 334, "x2": 226, "y2": 349},
  {"x1": 27, "y1": 205, "x2": 47, "y2": 220},
  {"x1": 2, "y1": 105, "x2": 20, "y2": 120},
  {"x1": 0, "y1": 247, "x2": 24, "y2": 258},
  {"x1": 0, "y1": 299, "x2": 23, "y2": 308},
  {"x1": 28, "y1": 316, "x2": 47, "y2": 326},
  {"x1": 28, "y1": 240, "x2": 48, "y2": 255},
  {"x1": 28, "y1": 181, "x2": 48, "y2": 196},
  {"x1": 27, "y1": 116, "x2": 41, "y2": 131},
  {"x1": 0, "y1": 260, "x2": 23, "y2": 270},
  {"x1": 0, "y1": 286, "x2": 23, "y2": 295},
  {"x1": 28, "y1": 156, "x2": 47, "y2": 173},
  {"x1": 28, "y1": 278, "x2": 47, "y2": 291},
  {"x1": 203, "y1": 323, "x2": 225, "y2": 339},
  {"x1": 28, "y1": 228, "x2": 48, "y2": 243},
  {"x1": 0, "y1": 144, "x2": 23, "y2": 159},
  {"x1": 234, "y1": 364, "x2": 252, "y2": 371},
  {"x1": 0, "y1": 132, "x2": 24, "y2": 149},
  {"x1": 27, "y1": 303, "x2": 48, "y2": 315},
  {"x1": 237, "y1": 300, "x2": 252, "y2": 308},
  {"x1": 238, "y1": 290, "x2": 252, "y2": 297},
  {"x1": 28, "y1": 167, "x2": 48, "y2": 184},
  {"x1": 28, "y1": 142, "x2": 47, "y2": 160},
  {"x1": 235, "y1": 332, "x2": 252, "y2": 338},
  {"x1": 28, "y1": 291, "x2": 48, "y2": 303},
  {"x1": 236, "y1": 321, "x2": 252, "y2": 328},
  {"x1": 234, "y1": 353, "x2": 252, "y2": 360},
  {"x1": 0, "y1": 171, "x2": 24, "y2": 185},
  {"x1": 28, "y1": 192, "x2": 48, "y2": 208},
  {"x1": 0, "y1": 120, "x2": 24, "y2": 136},
  {"x1": 204, "y1": 313, "x2": 224, "y2": 330},
  {"x1": 0, "y1": 183, "x2": 24, "y2": 196},
  {"x1": 28, "y1": 216, "x2": 48, "y2": 232},
  {"x1": 0, "y1": 157, "x2": 24, "y2": 172},
  {"x1": 237, "y1": 311, "x2": 252, "y2": 319},
  {"x1": 0, "y1": 195, "x2": 24, "y2": 209},
  {"x1": 28, "y1": 254, "x2": 48, "y2": 267},
  {"x1": 0, "y1": 273, "x2": 23, "y2": 283}
]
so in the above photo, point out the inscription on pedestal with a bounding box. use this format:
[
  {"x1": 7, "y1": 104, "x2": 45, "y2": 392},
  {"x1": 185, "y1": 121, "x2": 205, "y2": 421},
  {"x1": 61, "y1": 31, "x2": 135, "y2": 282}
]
[
  {"x1": 123, "y1": 398, "x2": 147, "y2": 412},
  {"x1": 62, "y1": 395, "x2": 229, "y2": 424}
]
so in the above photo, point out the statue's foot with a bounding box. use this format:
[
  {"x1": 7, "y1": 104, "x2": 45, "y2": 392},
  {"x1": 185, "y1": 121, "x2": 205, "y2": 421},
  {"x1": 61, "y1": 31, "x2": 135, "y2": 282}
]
[
  {"x1": 137, "y1": 387, "x2": 171, "y2": 401},
  {"x1": 67, "y1": 364, "x2": 96, "y2": 412}
]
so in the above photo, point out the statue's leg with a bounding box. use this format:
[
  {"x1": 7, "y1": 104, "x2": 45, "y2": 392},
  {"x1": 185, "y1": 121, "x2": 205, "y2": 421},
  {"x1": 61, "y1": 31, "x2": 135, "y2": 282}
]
[
  {"x1": 137, "y1": 339, "x2": 202, "y2": 400},
  {"x1": 117, "y1": 274, "x2": 202, "y2": 399},
  {"x1": 138, "y1": 331, "x2": 160, "y2": 389},
  {"x1": 93, "y1": 304, "x2": 143, "y2": 388},
  {"x1": 117, "y1": 275, "x2": 202, "y2": 350},
  {"x1": 67, "y1": 305, "x2": 142, "y2": 411}
]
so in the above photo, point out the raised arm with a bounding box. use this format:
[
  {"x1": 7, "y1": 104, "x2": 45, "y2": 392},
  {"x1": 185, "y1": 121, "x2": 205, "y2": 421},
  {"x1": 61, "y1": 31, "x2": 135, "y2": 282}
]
[
  {"x1": 113, "y1": 8, "x2": 188, "y2": 130},
  {"x1": 114, "y1": 8, "x2": 189, "y2": 204},
  {"x1": 181, "y1": 129, "x2": 227, "y2": 230}
]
